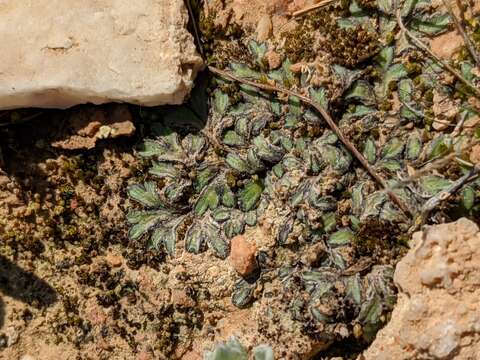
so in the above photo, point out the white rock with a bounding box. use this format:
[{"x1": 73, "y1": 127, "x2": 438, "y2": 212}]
[{"x1": 0, "y1": 0, "x2": 203, "y2": 110}]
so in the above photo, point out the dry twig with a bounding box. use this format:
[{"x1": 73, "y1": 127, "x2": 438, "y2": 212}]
[
  {"x1": 389, "y1": 138, "x2": 479, "y2": 193},
  {"x1": 293, "y1": 0, "x2": 338, "y2": 18},
  {"x1": 208, "y1": 65, "x2": 412, "y2": 217},
  {"x1": 185, "y1": 0, "x2": 205, "y2": 59},
  {"x1": 442, "y1": 0, "x2": 480, "y2": 66},
  {"x1": 420, "y1": 164, "x2": 480, "y2": 225},
  {"x1": 396, "y1": 8, "x2": 480, "y2": 99}
]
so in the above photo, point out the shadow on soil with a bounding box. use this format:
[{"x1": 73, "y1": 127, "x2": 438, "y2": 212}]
[{"x1": 0, "y1": 255, "x2": 57, "y2": 328}]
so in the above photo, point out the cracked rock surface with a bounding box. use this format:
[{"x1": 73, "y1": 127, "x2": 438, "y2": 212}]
[
  {"x1": 361, "y1": 218, "x2": 480, "y2": 360},
  {"x1": 0, "y1": 0, "x2": 203, "y2": 110}
]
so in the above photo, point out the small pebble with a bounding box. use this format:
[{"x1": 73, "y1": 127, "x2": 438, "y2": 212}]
[
  {"x1": 229, "y1": 235, "x2": 258, "y2": 277},
  {"x1": 256, "y1": 15, "x2": 272, "y2": 42},
  {"x1": 289, "y1": 62, "x2": 306, "y2": 74},
  {"x1": 469, "y1": 144, "x2": 480, "y2": 164},
  {"x1": 265, "y1": 50, "x2": 282, "y2": 70},
  {"x1": 105, "y1": 253, "x2": 122, "y2": 267}
]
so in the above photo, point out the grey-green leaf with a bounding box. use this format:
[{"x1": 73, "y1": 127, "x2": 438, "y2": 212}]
[
  {"x1": 428, "y1": 135, "x2": 451, "y2": 160},
  {"x1": 328, "y1": 229, "x2": 354, "y2": 247},
  {"x1": 410, "y1": 13, "x2": 450, "y2": 35},
  {"x1": 204, "y1": 336, "x2": 248, "y2": 360},
  {"x1": 332, "y1": 65, "x2": 363, "y2": 90},
  {"x1": 253, "y1": 346, "x2": 274, "y2": 360},
  {"x1": 239, "y1": 179, "x2": 264, "y2": 211},
  {"x1": 232, "y1": 279, "x2": 255, "y2": 308},
  {"x1": 381, "y1": 137, "x2": 404, "y2": 159},
  {"x1": 195, "y1": 186, "x2": 219, "y2": 215},
  {"x1": 149, "y1": 162, "x2": 179, "y2": 179},
  {"x1": 150, "y1": 225, "x2": 177, "y2": 255},
  {"x1": 375, "y1": 47, "x2": 394, "y2": 71},
  {"x1": 226, "y1": 153, "x2": 250, "y2": 173},
  {"x1": 214, "y1": 90, "x2": 230, "y2": 114},
  {"x1": 309, "y1": 87, "x2": 329, "y2": 109},
  {"x1": 346, "y1": 81, "x2": 375, "y2": 104},
  {"x1": 380, "y1": 64, "x2": 408, "y2": 97},
  {"x1": 230, "y1": 63, "x2": 261, "y2": 79},
  {"x1": 127, "y1": 209, "x2": 176, "y2": 241},
  {"x1": 420, "y1": 175, "x2": 452, "y2": 196},
  {"x1": 223, "y1": 130, "x2": 245, "y2": 146},
  {"x1": 462, "y1": 186, "x2": 475, "y2": 210},
  {"x1": 406, "y1": 132, "x2": 422, "y2": 160},
  {"x1": 363, "y1": 138, "x2": 377, "y2": 164},
  {"x1": 248, "y1": 40, "x2": 268, "y2": 65},
  {"x1": 128, "y1": 182, "x2": 162, "y2": 208},
  {"x1": 377, "y1": 0, "x2": 394, "y2": 14}
]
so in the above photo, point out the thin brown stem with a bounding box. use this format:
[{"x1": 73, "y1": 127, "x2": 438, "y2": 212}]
[
  {"x1": 208, "y1": 65, "x2": 412, "y2": 217},
  {"x1": 293, "y1": 0, "x2": 338, "y2": 17},
  {"x1": 442, "y1": 0, "x2": 480, "y2": 66},
  {"x1": 396, "y1": 9, "x2": 480, "y2": 99},
  {"x1": 389, "y1": 138, "x2": 479, "y2": 191},
  {"x1": 455, "y1": 0, "x2": 467, "y2": 25},
  {"x1": 420, "y1": 164, "x2": 480, "y2": 225},
  {"x1": 184, "y1": 0, "x2": 205, "y2": 59}
]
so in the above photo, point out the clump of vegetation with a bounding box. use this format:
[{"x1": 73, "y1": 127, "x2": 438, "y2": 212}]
[{"x1": 129, "y1": 0, "x2": 480, "y2": 353}]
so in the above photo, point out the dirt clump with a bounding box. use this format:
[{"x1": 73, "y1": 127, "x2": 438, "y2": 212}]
[{"x1": 51, "y1": 104, "x2": 135, "y2": 150}]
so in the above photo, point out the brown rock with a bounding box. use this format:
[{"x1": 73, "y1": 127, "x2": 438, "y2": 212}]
[
  {"x1": 229, "y1": 235, "x2": 258, "y2": 277},
  {"x1": 465, "y1": 114, "x2": 480, "y2": 130},
  {"x1": 107, "y1": 104, "x2": 136, "y2": 138},
  {"x1": 430, "y1": 30, "x2": 464, "y2": 59},
  {"x1": 79, "y1": 120, "x2": 102, "y2": 137},
  {"x1": 470, "y1": 144, "x2": 480, "y2": 164},
  {"x1": 105, "y1": 253, "x2": 122, "y2": 267},
  {"x1": 361, "y1": 218, "x2": 480, "y2": 360},
  {"x1": 265, "y1": 50, "x2": 282, "y2": 70},
  {"x1": 289, "y1": 62, "x2": 306, "y2": 74},
  {"x1": 51, "y1": 104, "x2": 135, "y2": 150},
  {"x1": 256, "y1": 15, "x2": 272, "y2": 41},
  {"x1": 287, "y1": 0, "x2": 306, "y2": 14}
]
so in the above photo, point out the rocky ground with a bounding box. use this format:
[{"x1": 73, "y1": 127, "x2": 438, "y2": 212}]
[{"x1": 0, "y1": 0, "x2": 480, "y2": 359}]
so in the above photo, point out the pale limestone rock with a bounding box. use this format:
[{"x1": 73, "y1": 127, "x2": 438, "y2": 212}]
[
  {"x1": 361, "y1": 218, "x2": 480, "y2": 360},
  {"x1": 0, "y1": 0, "x2": 203, "y2": 110}
]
